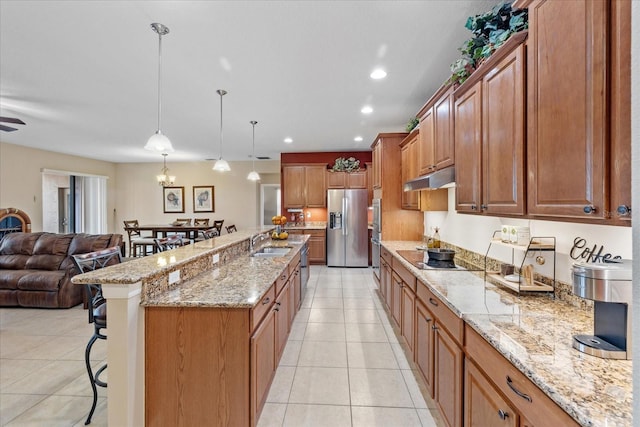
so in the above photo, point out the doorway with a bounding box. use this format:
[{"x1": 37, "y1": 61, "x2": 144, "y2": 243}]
[{"x1": 260, "y1": 184, "x2": 281, "y2": 226}]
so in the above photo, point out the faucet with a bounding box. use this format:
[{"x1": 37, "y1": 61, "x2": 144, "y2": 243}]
[{"x1": 250, "y1": 232, "x2": 269, "y2": 252}]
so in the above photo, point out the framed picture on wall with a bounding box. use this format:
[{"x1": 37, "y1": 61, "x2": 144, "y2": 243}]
[
  {"x1": 193, "y1": 185, "x2": 215, "y2": 213},
  {"x1": 163, "y1": 186, "x2": 185, "y2": 213}
]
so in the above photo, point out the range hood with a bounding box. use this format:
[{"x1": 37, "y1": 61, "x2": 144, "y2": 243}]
[{"x1": 403, "y1": 166, "x2": 455, "y2": 191}]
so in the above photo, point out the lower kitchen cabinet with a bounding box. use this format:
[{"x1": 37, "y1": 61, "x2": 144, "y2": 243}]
[
  {"x1": 287, "y1": 229, "x2": 326, "y2": 264},
  {"x1": 275, "y1": 279, "x2": 291, "y2": 360},
  {"x1": 415, "y1": 299, "x2": 435, "y2": 396},
  {"x1": 391, "y1": 271, "x2": 403, "y2": 328},
  {"x1": 251, "y1": 309, "x2": 276, "y2": 425},
  {"x1": 401, "y1": 284, "x2": 415, "y2": 353},
  {"x1": 465, "y1": 359, "x2": 516, "y2": 427},
  {"x1": 435, "y1": 323, "x2": 464, "y2": 427}
]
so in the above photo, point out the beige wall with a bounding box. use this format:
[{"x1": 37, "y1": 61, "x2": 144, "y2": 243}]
[
  {"x1": 114, "y1": 159, "x2": 280, "y2": 236},
  {"x1": 0, "y1": 142, "x2": 118, "y2": 232},
  {"x1": 0, "y1": 141, "x2": 280, "y2": 236}
]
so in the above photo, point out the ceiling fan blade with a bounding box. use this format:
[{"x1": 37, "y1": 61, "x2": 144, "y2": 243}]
[
  {"x1": 0, "y1": 116, "x2": 26, "y2": 125},
  {"x1": 0, "y1": 124, "x2": 19, "y2": 132}
]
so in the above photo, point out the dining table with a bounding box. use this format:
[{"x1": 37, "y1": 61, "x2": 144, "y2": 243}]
[{"x1": 135, "y1": 224, "x2": 212, "y2": 241}]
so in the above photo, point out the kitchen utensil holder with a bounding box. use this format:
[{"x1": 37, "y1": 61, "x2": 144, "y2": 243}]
[{"x1": 484, "y1": 230, "x2": 556, "y2": 295}]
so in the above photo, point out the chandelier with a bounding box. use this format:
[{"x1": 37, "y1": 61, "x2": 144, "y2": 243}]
[
  {"x1": 145, "y1": 23, "x2": 174, "y2": 153},
  {"x1": 247, "y1": 120, "x2": 260, "y2": 181},
  {"x1": 213, "y1": 89, "x2": 230, "y2": 172},
  {"x1": 157, "y1": 153, "x2": 175, "y2": 186}
]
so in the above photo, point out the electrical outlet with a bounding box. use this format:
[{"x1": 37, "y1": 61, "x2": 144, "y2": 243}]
[
  {"x1": 168, "y1": 270, "x2": 180, "y2": 284},
  {"x1": 213, "y1": 253, "x2": 220, "y2": 264},
  {"x1": 306, "y1": 211, "x2": 311, "y2": 218}
]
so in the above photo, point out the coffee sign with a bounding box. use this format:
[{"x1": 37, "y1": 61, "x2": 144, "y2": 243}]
[{"x1": 570, "y1": 237, "x2": 622, "y2": 263}]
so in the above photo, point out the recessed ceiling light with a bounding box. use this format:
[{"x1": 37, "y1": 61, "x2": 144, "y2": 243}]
[
  {"x1": 370, "y1": 69, "x2": 387, "y2": 79},
  {"x1": 284, "y1": 137, "x2": 293, "y2": 144},
  {"x1": 361, "y1": 106, "x2": 373, "y2": 114},
  {"x1": 354, "y1": 136, "x2": 363, "y2": 142}
]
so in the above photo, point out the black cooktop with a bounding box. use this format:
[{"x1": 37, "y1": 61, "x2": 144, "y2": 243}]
[{"x1": 396, "y1": 250, "x2": 477, "y2": 271}]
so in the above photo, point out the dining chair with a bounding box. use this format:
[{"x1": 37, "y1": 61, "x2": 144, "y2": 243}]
[
  {"x1": 226, "y1": 224, "x2": 237, "y2": 233},
  {"x1": 193, "y1": 218, "x2": 210, "y2": 226},
  {"x1": 154, "y1": 235, "x2": 186, "y2": 252},
  {"x1": 195, "y1": 227, "x2": 219, "y2": 242},
  {"x1": 175, "y1": 218, "x2": 192, "y2": 225},
  {"x1": 213, "y1": 219, "x2": 224, "y2": 235},
  {"x1": 72, "y1": 246, "x2": 122, "y2": 425},
  {"x1": 123, "y1": 220, "x2": 155, "y2": 257}
]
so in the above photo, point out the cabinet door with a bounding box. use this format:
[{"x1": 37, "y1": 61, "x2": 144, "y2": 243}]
[
  {"x1": 435, "y1": 324, "x2": 463, "y2": 427},
  {"x1": 365, "y1": 162, "x2": 373, "y2": 205},
  {"x1": 419, "y1": 108, "x2": 436, "y2": 175},
  {"x1": 526, "y1": 0, "x2": 608, "y2": 219},
  {"x1": 381, "y1": 259, "x2": 392, "y2": 309},
  {"x1": 372, "y1": 141, "x2": 382, "y2": 189},
  {"x1": 454, "y1": 81, "x2": 482, "y2": 214},
  {"x1": 347, "y1": 170, "x2": 367, "y2": 189},
  {"x1": 391, "y1": 272, "x2": 402, "y2": 329},
  {"x1": 251, "y1": 309, "x2": 276, "y2": 424},
  {"x1": 415, "y1": 300, "x2": 435, "y2": 397},
  {"x1": 482, "y1": 44, "x2": 526, "y2": 216},
  {"x1": 283, "y1": 166, "x2": 306, "y2": 208},
  {"x1": 327, "y1": 171, "x2": 346, "y2": 189},
  {"x1": 434, "y1": 88, "x2": 454, "y2": 170},
  {"x1": 292, "y1": 262, "x2": 301, "y2": 314},
  {"x1": 401, "y1": 143, "x2": 419, "y2": 210},
  {"x1": 464, "y1": 360, "x2": 517, "y2": 427},
  {"x1": 401, "y1": 284, "x2": 415, "y2": 353},
  {"x1": 305, "y1": 165, "x2": 327, "y2": 207},
  {"x1": 610, "y1": 0, "x2": 631, "y2": 224},
  {"x1": 308, "y1": 233, "x2": 326, "y2": 264},
  {"x1": 275, "y1": 281, "x2": 291, "y2": 361}
]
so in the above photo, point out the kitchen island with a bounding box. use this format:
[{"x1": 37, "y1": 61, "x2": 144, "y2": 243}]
[
  {"x1": 72, "y1": 228, "x2": 309, "y2": 427},
  {"x1": 381, "y1": 241, "x2": 631, "y2": 427}
]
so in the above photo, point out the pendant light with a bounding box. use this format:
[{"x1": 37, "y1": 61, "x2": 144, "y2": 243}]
[
  {"x1": 247, "y1": 121, "x2": 261, "y2": 181},
  {"x1": 157, "y1": 153, "x2": 176, "y2": 186},
  {"x1": 213, "y1": 89, "x2": 231, "y2": 172},
  {"x1": 145, "y1": 23, "x2": 174, "y2": 153}
]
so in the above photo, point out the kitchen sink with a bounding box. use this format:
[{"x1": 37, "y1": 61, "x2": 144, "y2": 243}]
[{"x1": 251, "y1": 246, "x2": 292, "y2": 257}]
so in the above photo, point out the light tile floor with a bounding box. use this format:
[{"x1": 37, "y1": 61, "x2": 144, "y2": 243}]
[
  {"x1": 258, "y1": 266, "x2": 445, "y2": 427},
  {"x1": 0, "y1": 266, "x2": 444, "y2": 426}
]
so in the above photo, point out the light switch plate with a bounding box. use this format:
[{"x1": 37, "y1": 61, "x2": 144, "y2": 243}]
[
  {"x1": 213, "y1": 253, "x2": 220, "y2": 264},
  {"x1": 168, "y1": 270, "x2": 180, "y2": 284}
]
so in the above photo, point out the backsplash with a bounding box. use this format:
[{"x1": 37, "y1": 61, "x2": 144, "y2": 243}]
[{"x1": 442, "y1": 241, "x2": 593, "y2": 310}]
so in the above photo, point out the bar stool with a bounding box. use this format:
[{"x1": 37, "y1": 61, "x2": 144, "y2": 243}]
[
  {"x1": 195, "y1": 227, "x2": 219, "y2": 242},
  {"x1": 154, "y1": 235, "x2": 186, "y2": 252},
  {"x1": 226, "y1": 224, "x2": 237, "y2": 233},
  {"x1": 123, "y1": 220, "x2": 155, "y2": 257},
  {"x1": 72, "y1": 246, "x2": 122, "y2": 425},
  {"x1": 212, "y1": 219, "x2": 224, "y2": 235}
]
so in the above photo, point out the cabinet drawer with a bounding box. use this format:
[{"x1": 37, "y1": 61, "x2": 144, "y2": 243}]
[
  {"x1": 381, "y1": 246, "x2": 392, "y2": 264},
  {"x1": 416, "y1": 281, "x2": 463, "y2": 345},
  {"x1": 391, "y1": 257, "x2": 416, "y2": 292},
  {"x1": 251, "y1": 284, "x2": 276, "y2": 332},
  {"x1": 289, "y1": 252, "x2": 301, "y2": 275},
  {"x1": 465, "y1": 325, "x2": 579, "y2": 427},
  {"x1": 276, "y1": 269, "x2": 290, "y2": 296}
]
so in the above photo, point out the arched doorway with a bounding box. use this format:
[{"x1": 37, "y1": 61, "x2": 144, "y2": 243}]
[{"x1": 0, "y1": 208, "x2": 32, "y2": 239}]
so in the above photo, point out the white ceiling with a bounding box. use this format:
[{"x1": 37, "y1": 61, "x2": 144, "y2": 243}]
[{"x1": 0, "y1": 0, "x2": 494, "y2": 164}]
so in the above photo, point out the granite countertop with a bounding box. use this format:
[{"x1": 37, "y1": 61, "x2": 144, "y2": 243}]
[
  {"x1": 285, "y1": 221, "x2": 327, "y2": 230},
  {"x1": 142, "y1": 234, "x2": 309, "y2": 308},
  {"x1": 381, "y1": 240, "x2": 631, "y2": 427}
]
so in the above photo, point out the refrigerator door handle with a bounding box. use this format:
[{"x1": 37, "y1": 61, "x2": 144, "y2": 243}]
[{"x1": 342, "y1": 197, "x2": 348, "y2": 236}]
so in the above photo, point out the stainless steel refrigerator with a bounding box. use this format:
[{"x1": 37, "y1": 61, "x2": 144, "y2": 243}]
[{"x1": 327, "y1": 189, "x2": 369, "y2": 267}]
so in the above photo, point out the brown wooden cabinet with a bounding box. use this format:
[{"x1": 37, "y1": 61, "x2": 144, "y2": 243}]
[
  {"x1": 365, "y1": 162, "x2": 373, "y2": 206},
  {"x1": 390, "y1": 271, "x2": 402, "y2": 329},
  {"x1": 401, "y1": 283, "x2": 415, "y2": 353},
  {"x1": 286, "y1": 229, "x2": 325, "y2": 265},
  {"x1": 525, "y1": 0, "x2": 608, "y2": 220},
  {"x1": 400, "y1": 130, "x2": 420, "y2": 210},
  {"x1": 326, "y1": 170, "x2": 367, "y2": 189},
  {"x1": 465, "y1": 359, "x2": 517, "y2": 427},
  {"x1": 282, "y1": 164, "x2": 326, "y2": 209},
  {"x1": 275, "y1": 279, "x2": 291, "y2": 360},
  {"x1": 455, "y1": 33, "x2": 527, "y2": 216},
  {"x1": 434, "y1": 319, "x2": 464, "y2": 427},
  {"x1": 415, "y1": 299, "x2": 435, "y2": 396},
  {"x1": 372, "y1": 141, "x2": 382, "y2": 189},
  {"x1": 418, "y1": 85, "x2": 454, "y2": 176},
  {"x1": 251, "y1": 308, "x2": 276, "y2": 426}
]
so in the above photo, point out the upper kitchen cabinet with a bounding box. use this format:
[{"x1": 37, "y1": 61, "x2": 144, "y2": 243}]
[
  {"x1": 455, "y1": 32, "x2": 527, "y2": 216},
  {"x1": 610, "y1": 0, "x2": 631, "y2": 224},
  {"x1": 282, "y1": 164, "x2": 326, "y2": 209},
  {"x1": 522, "y1": 0, "x2": 609, "y2": 220},
  {"x1": 418, "y1": 85, "x2": 454, "y2": 176},
  {"x1": 326, "y1": 169, "x2": 368, "y2": 189},
  {"x1": 400, "y1": 130, "x2": 420, "y2": 210}
]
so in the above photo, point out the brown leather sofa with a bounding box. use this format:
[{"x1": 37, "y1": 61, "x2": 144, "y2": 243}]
[{"x1": 0, "y1": 232, "x2": 123, "y2": 308}]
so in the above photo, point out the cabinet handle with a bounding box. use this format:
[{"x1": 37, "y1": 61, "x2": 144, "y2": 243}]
[
  {"x1": 425, "y1": 317, "x2": 432, "y2": 322},
  {"x1": 498, "y1": 409, "x2": 509, "y2": 420},
  {"x1": 471, "y1": 204, "x2": 477, "y2": 211},
  {"x1": 506, "y1": 376, "x2": 532, "y2": 402},
  {"x1": 583, "y1": 205, "x2": 597, "y2": 214},
  {"x1": 481, "y1": 204, "x2": 487, "y2": 210},
  {"x1": 431, "y1": 324, "x2": 438, "y2": 330},
  {"x1": 262, "y1": 297, "x2": 271, "y2": 305},
  {"x1": 274, "y1": 306, "x2": 280, "y2": 312},
  {"x1": 276, "y1": 302, "x2": 281, "y2": 306},
  {"x1": 617, "y1": 205, "x2": 631, "y2": 216},
  {"x1": 429, "y1": 297, "x2": 438, "y2": 307}
]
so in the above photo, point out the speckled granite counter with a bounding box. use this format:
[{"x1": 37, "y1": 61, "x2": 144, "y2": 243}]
[
  {"x1": 285, "y1": 221, "x2": 326, "y2": 230},
  {"x1": 382, "y1": 240, "x2": 632, "y2": 427}
]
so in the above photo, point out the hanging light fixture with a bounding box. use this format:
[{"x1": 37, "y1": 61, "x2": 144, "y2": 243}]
[
  {"x1": 213, "y1": 89, "x2": 230, "y2": 172},
  {"x1": 145, "y1": 23, "x2": 174, "y2": 153},
  {"x1": 247, "y1": 120, "x2": 261, "y2": 181},
  {"x1": 157, "y1": 153, "x2": 176, "y2": 186}
]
